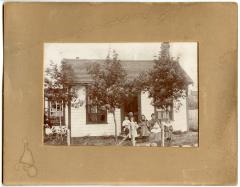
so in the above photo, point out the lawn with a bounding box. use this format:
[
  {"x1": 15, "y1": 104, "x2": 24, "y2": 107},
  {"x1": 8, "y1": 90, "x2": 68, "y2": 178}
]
[{"x1": 44, "y1": 131, "x2": 198, "y2": 147}]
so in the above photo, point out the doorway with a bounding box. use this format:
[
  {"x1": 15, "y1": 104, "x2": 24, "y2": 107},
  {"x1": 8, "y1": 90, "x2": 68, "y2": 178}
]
[{"x1": 121, "y1": 95, "x2": 140, "y2": 124}]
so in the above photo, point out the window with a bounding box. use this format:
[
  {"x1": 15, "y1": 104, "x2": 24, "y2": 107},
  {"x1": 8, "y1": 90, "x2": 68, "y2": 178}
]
[
  {"x1": 156, "y1": 104, "x2": 173, "y2": 121},
  {"x1": 47, "y1": 101, "x2": 64, "y2": 126},
  {"x1": 50, "y1": 102, "x2": 63, "y2": 117},
  {"x1": 86, "y1": 95, "x2": 107, "y2": 124}
]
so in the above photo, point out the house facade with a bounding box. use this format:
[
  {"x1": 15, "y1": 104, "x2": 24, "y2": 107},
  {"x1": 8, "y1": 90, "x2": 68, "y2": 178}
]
[{"x1": 62, "y1": 58, "x2": 193, "y2": 137}]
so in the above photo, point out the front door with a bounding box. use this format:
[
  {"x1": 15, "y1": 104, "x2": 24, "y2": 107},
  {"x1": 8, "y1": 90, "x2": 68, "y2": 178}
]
[{"x1": 121, "y1": 95, "x2": 140, "y2": 123}]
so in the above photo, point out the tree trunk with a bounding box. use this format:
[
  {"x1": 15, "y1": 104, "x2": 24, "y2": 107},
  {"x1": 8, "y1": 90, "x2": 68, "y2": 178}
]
[
  {"x1": 161, "y1": 123, "x2": 165, "y2": 147},
  {"x1": 112, "y1": 110, "x2": 118, "y2": 143}
]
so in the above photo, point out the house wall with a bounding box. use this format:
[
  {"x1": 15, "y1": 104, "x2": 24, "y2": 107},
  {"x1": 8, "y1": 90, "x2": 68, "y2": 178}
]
[
  {"x1": 140, "y1": 91, "x2": 154, "y2": 121},
  {"x1": 65, "y1": 87, "x2": 189, "y2": 137},
  {"x1": 171, "y1": 97, "x2": 188, "y2": 131},
  {"x1": 65, "y1": 85, "x2": 121, "y2": 137},
  {"x1": 140, "y1": 91, "x2": 188, "y2": 132}
]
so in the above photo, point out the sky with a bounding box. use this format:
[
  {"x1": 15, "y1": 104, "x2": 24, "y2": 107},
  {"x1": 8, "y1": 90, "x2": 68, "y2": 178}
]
[{"x1": 44, "y1": 43, "x2": 198, "y2": 90}]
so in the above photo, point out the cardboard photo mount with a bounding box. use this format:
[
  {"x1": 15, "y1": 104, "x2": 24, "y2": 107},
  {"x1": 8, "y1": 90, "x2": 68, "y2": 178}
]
[{"x1": 3, "y1": 2, "x2": 237, "y2": 185}]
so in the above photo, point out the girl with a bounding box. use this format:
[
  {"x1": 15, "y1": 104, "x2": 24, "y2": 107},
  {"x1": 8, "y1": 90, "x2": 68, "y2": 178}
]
[
  {"x1": 129, "y1": 116, "x2": 139, "y2": 146},
  {"x1": 122, "y1": 116, "x2": 130, "y2": 135}
]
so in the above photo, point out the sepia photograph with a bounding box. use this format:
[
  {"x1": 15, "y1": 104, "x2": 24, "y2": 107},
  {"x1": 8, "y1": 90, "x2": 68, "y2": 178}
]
[{"x1": 44, "y1": 42, "x2": 198, "y2": 147}]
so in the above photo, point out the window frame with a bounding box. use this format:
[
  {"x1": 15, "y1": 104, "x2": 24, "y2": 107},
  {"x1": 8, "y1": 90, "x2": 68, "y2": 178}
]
[
  {"x1": 86, "y1": 87, "x2": 108, "y2": 125},
  {"x1": 155, "y1": 102, "x2": 174, "y2": 121}
]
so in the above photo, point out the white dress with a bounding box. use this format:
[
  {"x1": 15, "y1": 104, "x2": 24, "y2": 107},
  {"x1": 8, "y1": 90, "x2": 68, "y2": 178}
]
[
  {"x1": 149, "y1": 122, "x2": 162, "y2": 143},
  {"x1": 151, "y1": 123, "x2": 161, "y2": 133},
  {"x1": 122, "y1": 119, "x2": 130, "y2": 128},
  {"x1": 129, "y1": 121, "x2": 139, "y2": 138}
]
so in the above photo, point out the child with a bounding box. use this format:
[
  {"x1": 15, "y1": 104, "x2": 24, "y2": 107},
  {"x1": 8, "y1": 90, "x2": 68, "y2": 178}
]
[
  {"x1": 163, "y1": 120, "x2": 173, "y2": 145},
  {"x1": 129, "y1": 116, "x2": 139, "y2": 146},
  {"x1": 122, "y1": 116, "x2": 130, "y2": 135}
]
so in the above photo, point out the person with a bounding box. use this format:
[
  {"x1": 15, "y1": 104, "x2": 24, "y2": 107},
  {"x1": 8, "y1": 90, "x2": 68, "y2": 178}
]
[
  {"x1": 129, "y1": 116, "x2": 139, "y2": 146},
  {"x1": 122, "y1": 116, "x2": 130, "y2": 135},
  {"x1": 138, "y1": 115, "x2": 150, "y2": 140},
  {"x1": 162, "y1": 120, "x2": 174, "y2": 145},
  {"x1": 148, "y1": 113, "x2": 160, "y2": 130},
  {"x1": 148, "y1": 113, "x2": 162, "y2": 145}
]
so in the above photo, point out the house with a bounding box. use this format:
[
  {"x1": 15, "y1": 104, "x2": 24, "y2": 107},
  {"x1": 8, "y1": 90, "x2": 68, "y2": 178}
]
[{"x1": 61, "y1": 58, "x2": 193, "y2": 137}]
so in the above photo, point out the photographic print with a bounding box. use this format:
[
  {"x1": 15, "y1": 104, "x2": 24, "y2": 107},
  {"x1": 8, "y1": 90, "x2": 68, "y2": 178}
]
[{"x1": 44, "y1": 42, "x2": 198, "y2": 147}]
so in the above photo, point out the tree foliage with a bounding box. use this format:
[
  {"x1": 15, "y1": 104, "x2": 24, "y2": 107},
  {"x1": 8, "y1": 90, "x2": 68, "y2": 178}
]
[
  {"x1": 87, "y1": 50, "x2": 129, "y2": 142},
  {"x1": 134, "y1": 43, "x2": 188, "y2": 111},
  {"x1": 44, "y1": 61, "x2": 77, "y2": 103},
  {"x1": 87, "y1": 50, "x2": 128, "y2": 112}
]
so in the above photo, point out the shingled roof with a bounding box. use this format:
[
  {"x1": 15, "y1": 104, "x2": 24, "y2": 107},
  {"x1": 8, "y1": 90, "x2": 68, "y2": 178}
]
[{"x1": 61, "y1": 58, "x2": 193, "y2": 85}]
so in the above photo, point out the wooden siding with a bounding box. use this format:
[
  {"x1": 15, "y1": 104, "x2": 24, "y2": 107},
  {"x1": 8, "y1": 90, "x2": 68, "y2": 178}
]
[
  {"x1": 140, "y1": 91, "x2": 188, "y2": 131},
  {"x1": 65, "y1": 85, "x2": 121, "y2": 137},
  {"x1": 65, "y1": 86, "x2": 189, "y2": 137},
  {"x1": 171, "y1": 98, "x2": 188, "y2": 131},
  {"x1": 140, "y1": 91, "x2": 154, "y2": 121}
]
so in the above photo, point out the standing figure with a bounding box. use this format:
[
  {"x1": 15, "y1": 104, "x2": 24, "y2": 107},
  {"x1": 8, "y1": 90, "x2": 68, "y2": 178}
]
[
  {"x1": 129, "y1": 116, "x2": 139, "y2": 146},
  {"x1": 163, "y1": 120, "x2": 174, "y2": 146},
  {"x1": 138, "y1": 115, "x2": 150, "y2": 141},
  {"x1": 148, "y1": 113, "x2": 163, "y2": 145}
]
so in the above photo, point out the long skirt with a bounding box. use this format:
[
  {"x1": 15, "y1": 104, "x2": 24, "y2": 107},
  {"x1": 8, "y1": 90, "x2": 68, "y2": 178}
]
[
  {"x1": 149, "y1": 132, "x2": 161, "y2": 143},
  {"x1": 140, "y1": 125, "x2": 150, "y2": 137}
]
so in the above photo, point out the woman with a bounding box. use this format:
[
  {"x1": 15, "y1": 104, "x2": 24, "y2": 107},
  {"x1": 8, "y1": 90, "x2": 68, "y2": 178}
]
[
  {"x1": 149, "y1": 119, "x2": 162, "y2": 144},
  {"x1": 138, "y1": 115, "x2": 150, "y2": 140}
]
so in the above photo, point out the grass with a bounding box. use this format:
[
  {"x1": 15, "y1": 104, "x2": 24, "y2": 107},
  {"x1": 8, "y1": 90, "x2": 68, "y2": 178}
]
[
  {"x1": 44, "y1": 131, "x2": 198, "y2": 147},
  {"x1": 44, "y1": 134, "x2": 67, "y2": 145},
  {"x1": 170, "y1": 131, "x2": 198, "y2": 147}
]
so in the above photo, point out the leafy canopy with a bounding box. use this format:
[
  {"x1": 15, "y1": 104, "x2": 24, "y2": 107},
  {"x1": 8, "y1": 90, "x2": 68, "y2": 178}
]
[
  {"x1": 87, "y1": 50, "x2": 128, "y2": 112},
  {"x1": 134, "y1": 43, "x2": 188, "y2": 110},
  {"x1": 44, "y1": 61, "x2": 77, "y2": 102}
]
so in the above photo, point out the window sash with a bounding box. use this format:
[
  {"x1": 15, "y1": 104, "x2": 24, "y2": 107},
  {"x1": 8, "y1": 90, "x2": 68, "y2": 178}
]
[
  {"x1": 156, "y1": 103, "x2": 174, "y2": 121},
  {"x1": 86, "y1": 95, "x2": 107, "y2": 124}
]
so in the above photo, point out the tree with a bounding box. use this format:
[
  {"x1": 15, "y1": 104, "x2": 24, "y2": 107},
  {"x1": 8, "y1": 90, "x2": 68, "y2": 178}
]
[
  {"x1": 44, "y1": 61, "x2": 77, "y2": 144},
  {"x1": 45, "y1": 61, "x2": 76, "y2": 103},
  {"x1": 87, "y1": 50, "x2": 128, "y2": 143},
  {"x1": 134, "y1": 42, "x2": 189, "y2": 146}
]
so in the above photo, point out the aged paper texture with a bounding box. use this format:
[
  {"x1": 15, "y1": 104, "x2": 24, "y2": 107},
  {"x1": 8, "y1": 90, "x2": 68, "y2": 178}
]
[{"x1": 3, "y1": 2, "x2": 237, "y2": 185}]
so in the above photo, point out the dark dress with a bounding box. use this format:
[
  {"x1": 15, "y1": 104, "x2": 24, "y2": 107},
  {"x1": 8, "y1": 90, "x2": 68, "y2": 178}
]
[{"x1": 138, "y1": 120, "x2": 150, "y2": 137}]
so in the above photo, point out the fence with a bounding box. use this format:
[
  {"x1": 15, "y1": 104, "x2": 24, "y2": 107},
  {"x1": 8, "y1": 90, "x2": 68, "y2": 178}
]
[{"x1": 188, "y1": 109, "x2": 198, "y2": 131}]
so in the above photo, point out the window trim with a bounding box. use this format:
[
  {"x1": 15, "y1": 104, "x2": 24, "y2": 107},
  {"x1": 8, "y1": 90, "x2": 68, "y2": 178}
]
[
  {"x1": 86, "y1": 87, "x2": 108, "y2": 125},
  {"x1": 155, "y1": 102, "x2": 174, "y2": 121}
]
